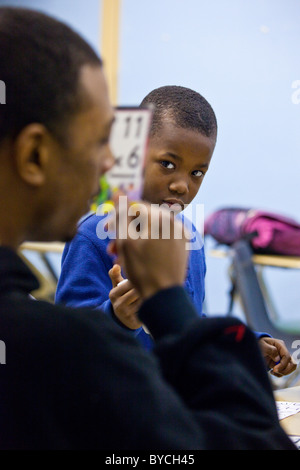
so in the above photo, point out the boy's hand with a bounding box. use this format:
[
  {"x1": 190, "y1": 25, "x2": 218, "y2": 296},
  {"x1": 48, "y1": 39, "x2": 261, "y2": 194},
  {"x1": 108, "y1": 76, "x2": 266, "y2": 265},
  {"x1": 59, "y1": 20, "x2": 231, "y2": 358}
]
[
  {"x1": 108, "y1": 264, "x2": 142, "y2": 330},
  {"x1": 259, "y1": 337, "x2": 297, "y2": 376}
]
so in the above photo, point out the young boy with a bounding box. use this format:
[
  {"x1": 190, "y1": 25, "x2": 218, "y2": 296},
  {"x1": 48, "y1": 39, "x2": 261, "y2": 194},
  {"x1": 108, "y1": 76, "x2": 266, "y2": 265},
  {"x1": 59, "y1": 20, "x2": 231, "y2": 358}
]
[
  {"x1": 55, "y1": 86, "x2": 296, "y2": 376},
  {"x1": 56, "y1": 86, "x2": 214, "y2": 343}
]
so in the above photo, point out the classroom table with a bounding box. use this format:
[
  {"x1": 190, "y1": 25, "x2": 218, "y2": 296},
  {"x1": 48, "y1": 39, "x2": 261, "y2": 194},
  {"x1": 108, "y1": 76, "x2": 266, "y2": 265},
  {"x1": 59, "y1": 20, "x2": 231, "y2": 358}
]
[
  {"x1": 208, "y1": 247, "x2": 300, "y2": 327},
  {"x1": 20, "y1": 241, "x2": 65, "y2": 254},
  {"x1": 209, "y1": 248, "x2": 300, "y2": 269},
  {"x1": 274, "y1": 386, "x2": 300, "y2": 438}
]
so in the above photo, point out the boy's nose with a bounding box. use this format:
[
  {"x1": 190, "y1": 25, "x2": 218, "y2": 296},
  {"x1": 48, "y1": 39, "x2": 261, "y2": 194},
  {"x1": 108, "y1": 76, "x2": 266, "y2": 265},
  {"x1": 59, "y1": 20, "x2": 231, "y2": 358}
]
[{"x1": 169, "y1": 178, "x2": 189, "y2": 195}]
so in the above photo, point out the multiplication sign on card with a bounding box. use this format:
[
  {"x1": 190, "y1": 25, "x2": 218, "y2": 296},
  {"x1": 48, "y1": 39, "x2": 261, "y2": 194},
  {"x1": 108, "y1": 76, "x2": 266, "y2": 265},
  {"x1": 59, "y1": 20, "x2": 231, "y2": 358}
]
[{"x1": 106, "y1": 106, "x2": 153, "y2": 199}]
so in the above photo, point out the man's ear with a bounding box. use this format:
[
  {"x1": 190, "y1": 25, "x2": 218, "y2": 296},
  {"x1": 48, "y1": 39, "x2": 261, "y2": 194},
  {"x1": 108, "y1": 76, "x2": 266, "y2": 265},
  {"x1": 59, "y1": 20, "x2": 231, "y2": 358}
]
[{"x1": 13, "y1": 124, "x2": 51, "y2": 186}]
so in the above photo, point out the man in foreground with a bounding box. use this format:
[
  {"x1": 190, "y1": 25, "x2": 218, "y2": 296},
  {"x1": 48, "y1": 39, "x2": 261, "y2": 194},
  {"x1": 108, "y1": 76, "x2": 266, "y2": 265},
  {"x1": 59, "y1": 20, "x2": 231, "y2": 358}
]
[{"x1": 0, "y1": 7, "x2": 296, "y2": 450}]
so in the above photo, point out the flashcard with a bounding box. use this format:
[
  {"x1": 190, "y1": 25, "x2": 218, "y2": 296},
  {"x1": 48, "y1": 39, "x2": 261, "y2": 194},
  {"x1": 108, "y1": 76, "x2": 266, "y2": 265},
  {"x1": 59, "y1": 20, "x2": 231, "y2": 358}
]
[{"x1": 92, "y1": 106, "x2": 153, "y2": 210}]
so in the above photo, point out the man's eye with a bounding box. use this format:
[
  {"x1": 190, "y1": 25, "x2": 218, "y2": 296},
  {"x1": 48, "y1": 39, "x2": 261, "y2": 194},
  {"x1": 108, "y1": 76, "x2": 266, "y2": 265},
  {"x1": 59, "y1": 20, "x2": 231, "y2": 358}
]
[
  {"x1": 192, "y1": 170, "x2": 204, "y2": 177},
  {"x1": 160, "y1": 160, "x2": 175, "y2": 169}
]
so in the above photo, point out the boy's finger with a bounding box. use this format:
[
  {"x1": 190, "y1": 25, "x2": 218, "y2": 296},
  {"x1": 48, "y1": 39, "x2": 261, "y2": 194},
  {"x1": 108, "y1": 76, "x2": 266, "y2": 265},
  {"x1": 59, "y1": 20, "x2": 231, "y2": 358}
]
[
  {"x1": 108, "y1": 264, "x2": 124, "y2": 288},
  {"x1": 272, "y1": 355, "x2": 292, "y2": 375},
  {"x1": 262, "y1": 342, "x2": 280, "y2": 363}
]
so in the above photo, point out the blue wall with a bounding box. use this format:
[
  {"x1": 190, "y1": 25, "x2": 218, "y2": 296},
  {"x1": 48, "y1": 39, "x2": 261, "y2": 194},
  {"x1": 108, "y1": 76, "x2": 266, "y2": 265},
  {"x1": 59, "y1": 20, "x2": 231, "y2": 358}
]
[
  {"x1": 0, "y1": 0, "x2": 100, "y2": 52},
  {"x1": 1, "y1": 0, "x2": 299, "y2": 320},
  {"x1": 119, "y1": 0, "x2": 300, "y2": 216},
  {"x1": 117, "y1": 1, "x2": 300, "y2": 319}
]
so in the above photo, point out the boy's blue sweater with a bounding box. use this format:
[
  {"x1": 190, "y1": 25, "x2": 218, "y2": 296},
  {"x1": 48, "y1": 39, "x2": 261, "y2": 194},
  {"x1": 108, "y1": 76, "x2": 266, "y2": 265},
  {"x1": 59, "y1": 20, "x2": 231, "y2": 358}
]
[{"x1": 55, "y1": 212, "x2": 268, "y2": 349}]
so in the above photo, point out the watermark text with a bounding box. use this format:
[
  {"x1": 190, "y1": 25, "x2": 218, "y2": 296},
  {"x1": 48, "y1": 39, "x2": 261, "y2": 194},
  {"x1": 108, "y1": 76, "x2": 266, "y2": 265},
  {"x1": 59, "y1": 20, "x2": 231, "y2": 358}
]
[
  {"x1": 291, "y1": 340, "x2": 300, "y2": 365},
  {"x1": 0, "y1": 80, "x2": 6, "y2": 104},
  {"x1": 95, "y1": 197, "x2": 204, "y2": 251},
  {"x1": 291, "y1": 80, "x2": 300, "y2": 105},
  {"x1": 0, "y1": 340, "x2": 6, "y2": 364}
]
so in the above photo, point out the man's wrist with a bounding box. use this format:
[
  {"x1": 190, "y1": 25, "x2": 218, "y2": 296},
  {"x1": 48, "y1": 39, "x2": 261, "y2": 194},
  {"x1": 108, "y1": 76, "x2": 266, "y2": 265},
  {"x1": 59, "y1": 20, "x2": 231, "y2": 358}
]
[
  {"x1": 138, "y1": 286, "x2": 198, "y2": 341},
  {"x1": 139, "y1": 282, "x2": 183, "y2": 302}
]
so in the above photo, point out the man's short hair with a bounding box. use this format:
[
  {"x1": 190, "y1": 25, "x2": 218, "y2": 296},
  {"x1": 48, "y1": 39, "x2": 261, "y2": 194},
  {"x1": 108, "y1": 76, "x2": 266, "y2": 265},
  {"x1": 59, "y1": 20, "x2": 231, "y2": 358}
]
[
  {"x1": 0, "y1": 7, "x2": 102, "y2": 145},
  {"x1": 140, "y1": 85, "x2": 217, "y2": 139}
]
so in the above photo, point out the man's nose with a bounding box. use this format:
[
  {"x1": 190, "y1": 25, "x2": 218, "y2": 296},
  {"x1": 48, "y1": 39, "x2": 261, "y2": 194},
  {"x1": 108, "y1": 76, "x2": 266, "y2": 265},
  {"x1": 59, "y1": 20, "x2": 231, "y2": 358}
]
[{"x1": 102, "y1": 145, "x2": 115, "y2": 175}]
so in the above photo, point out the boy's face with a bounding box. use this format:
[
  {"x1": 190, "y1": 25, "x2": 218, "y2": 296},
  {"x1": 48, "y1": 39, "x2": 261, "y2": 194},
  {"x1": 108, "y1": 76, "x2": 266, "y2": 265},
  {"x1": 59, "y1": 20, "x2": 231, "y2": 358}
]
[{"x1": 142, "y1": 119, "x2": 215, "y2": 211}]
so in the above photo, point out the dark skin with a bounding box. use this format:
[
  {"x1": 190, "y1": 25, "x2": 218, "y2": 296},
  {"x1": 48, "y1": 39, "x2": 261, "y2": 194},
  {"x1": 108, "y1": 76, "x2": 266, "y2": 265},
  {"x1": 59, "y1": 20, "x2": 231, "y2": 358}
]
[
  {"x1": 261, "y1": 337, "x2": 296, "y2": 377},
  {"x1": 1, "y1": 63, "x2": 190, "y2": 312},
  {"x1": 0, "y1": 66, "x2": 115, "y2": 248},
  {"x1": 109, "y1": 120, "x2": 215, "y2": 329},
  {"x1": 108, "y1": 119, "x2": 297, "y2": 377},
  {"x1": 142, "y1": 121, "x2": 215, "y2": 210}
]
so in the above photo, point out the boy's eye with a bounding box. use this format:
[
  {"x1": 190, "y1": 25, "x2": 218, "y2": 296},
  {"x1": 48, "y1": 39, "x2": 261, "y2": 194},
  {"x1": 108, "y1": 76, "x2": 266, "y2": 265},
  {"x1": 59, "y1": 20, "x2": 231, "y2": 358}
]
[
  {"x1": 192, "y1": 170, "x2": 204, "y2": 177},
  {"x1": 160, "y1": 160, "x2": 175, "y2": 169}
]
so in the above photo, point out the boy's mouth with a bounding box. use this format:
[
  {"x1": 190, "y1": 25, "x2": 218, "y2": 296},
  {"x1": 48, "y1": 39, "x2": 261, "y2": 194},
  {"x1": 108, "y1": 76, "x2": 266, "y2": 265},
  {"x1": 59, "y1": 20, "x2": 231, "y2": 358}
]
[{"x1": 162, "y1": 199, "x2": 185, "y2": 211}]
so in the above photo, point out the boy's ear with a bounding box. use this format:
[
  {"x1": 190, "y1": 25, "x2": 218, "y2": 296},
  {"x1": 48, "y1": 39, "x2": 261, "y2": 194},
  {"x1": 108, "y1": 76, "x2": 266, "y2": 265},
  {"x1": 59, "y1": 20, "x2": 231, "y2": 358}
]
[{"x1": 13, "y1": 123, "x2": 50, "y2": 186}]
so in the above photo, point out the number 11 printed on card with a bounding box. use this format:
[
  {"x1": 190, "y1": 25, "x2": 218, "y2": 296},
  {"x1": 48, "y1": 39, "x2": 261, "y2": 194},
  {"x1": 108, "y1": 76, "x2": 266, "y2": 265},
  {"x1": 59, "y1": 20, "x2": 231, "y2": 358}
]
[{"x1": 91, "y1": 106, "x2": 153, "y2": 210}]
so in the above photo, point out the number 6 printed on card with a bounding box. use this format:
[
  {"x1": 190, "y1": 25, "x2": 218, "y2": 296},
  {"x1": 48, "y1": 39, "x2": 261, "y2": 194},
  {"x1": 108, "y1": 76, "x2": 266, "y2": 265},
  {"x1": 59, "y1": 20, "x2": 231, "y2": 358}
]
[{"x1": 91, "y1": 106, "x2": 153, "y2": 210}]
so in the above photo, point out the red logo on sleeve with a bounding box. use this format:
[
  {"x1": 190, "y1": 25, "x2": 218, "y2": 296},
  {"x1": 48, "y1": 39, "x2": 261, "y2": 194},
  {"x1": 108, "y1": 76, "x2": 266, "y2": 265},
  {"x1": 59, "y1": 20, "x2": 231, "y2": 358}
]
[{"x1": 224, "y1": 325, "x2": 246, "y2": 342}]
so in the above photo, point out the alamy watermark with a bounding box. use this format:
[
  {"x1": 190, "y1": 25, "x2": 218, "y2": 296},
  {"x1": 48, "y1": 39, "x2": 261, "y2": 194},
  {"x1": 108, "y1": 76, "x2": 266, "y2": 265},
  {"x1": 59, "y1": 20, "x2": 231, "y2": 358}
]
[
  {"x1": 291, "y1": 340, "x2": 300, "y2": 366},
  {"x1": 291, "y1": 80, "x2": 300, "y2": 105},
  {"x1": 0, "y1": 80, "x2": 6, "y2": 104},
  {"x1": 0, "y1": 340, "x2": 6, "y2": 364},
  {"x1": 95, "y1": 196, "x2": 205, "y2": 251}
]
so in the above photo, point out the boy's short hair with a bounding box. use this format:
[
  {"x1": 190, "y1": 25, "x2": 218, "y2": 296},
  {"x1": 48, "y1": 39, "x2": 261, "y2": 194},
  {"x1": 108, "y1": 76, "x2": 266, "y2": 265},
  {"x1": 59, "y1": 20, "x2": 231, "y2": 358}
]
[
  {"x1": 0, "y1": 7, "x2": 102, "y2": 145},
  {"x1": 140, "y1": 85, "x2": 217, "y2": 139}
]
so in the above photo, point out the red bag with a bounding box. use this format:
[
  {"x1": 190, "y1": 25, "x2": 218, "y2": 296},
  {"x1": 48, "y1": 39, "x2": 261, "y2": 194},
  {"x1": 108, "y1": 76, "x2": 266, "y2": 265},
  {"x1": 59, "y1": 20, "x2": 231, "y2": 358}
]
[{"x1": 204, "y1": 208, "x2": 300, "y2": 256}]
